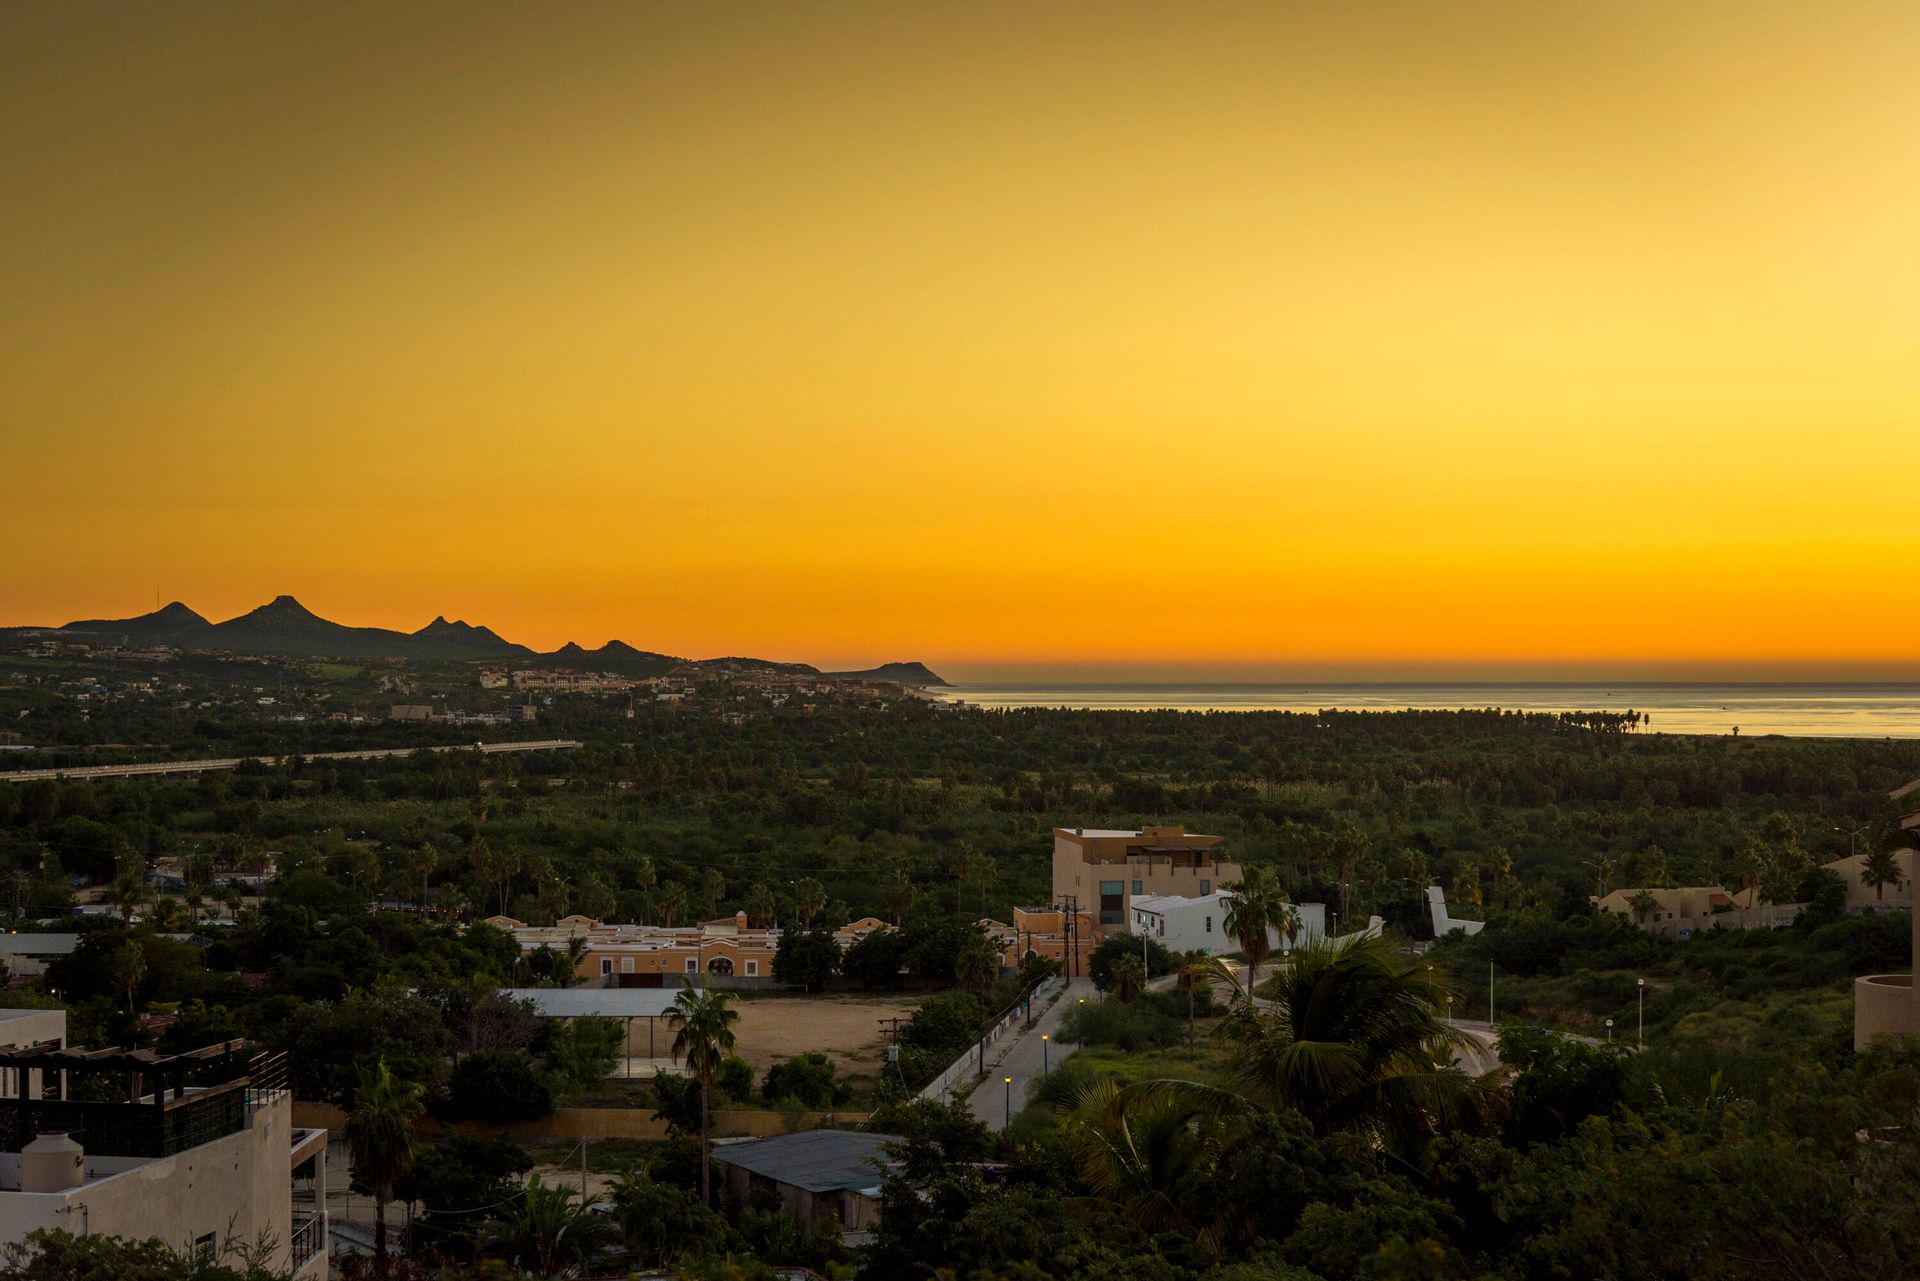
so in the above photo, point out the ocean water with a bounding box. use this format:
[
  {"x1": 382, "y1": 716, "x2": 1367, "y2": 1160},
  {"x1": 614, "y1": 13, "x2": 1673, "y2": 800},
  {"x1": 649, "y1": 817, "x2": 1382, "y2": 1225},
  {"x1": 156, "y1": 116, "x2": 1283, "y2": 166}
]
[{"x1": 931, "y1": 683, "x2": 1920, "y2": 739}]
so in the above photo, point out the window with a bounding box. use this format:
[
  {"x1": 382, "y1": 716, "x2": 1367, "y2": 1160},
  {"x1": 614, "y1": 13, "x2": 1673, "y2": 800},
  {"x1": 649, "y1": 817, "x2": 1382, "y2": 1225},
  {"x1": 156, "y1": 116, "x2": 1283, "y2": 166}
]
[
  {"x1": 620, "y1": 956, "x2": 634, "y2": 973},
  {"x1": 600, "y1": 958, "x2": 613, "y2": 975},
  {"x1": 1199, "y1": 880, "x2": 1210, "y2": 896},
  {"x1": 685, "y1": 958, "x2": 698, "y2": 973},
  {"x1": 1098, "y1": 880, "x2": 1124, "y2": 925},
  {"x1": 1205, "y1": 916, "x2": 1212, "y2": 934},
  {"x1": 745, "y1": 960, "x2": 759, "y2": 976},
  {"x1": 194, "y1": 1235, "x2": 216, "y2": 1263},
  {"x1": 1131, "y1": 880, "x2": 1143, "y2": 896}
]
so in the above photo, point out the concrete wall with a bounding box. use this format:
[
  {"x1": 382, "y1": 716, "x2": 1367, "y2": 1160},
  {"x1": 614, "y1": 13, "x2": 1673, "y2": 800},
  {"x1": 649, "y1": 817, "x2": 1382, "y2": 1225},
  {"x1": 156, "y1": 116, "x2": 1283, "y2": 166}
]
[
  {"x1": 1854, "y1": 974, "x2": 1915, "y2": 1050},
  {"x1": 1131, "y1": 896, "x2": 1326, "y2": 955},
  {"x1": 291, "y1": 1102, "x2": 867, "y2": 1142}
]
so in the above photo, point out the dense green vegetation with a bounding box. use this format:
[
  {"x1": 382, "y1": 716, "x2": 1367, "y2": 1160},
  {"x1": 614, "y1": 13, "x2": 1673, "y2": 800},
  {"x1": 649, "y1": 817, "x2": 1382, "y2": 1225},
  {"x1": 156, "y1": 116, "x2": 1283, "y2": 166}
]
[{"x1": 0, "y1": 673, "x2": 1916, "y2": 1278}]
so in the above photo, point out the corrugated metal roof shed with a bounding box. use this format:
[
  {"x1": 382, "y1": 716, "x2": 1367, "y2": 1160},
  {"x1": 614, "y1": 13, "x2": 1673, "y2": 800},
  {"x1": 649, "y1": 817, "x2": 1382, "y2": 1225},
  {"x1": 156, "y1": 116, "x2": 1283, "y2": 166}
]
[{"x1": 709, "y1": 1129, "x2": 899, "y2": 1193}]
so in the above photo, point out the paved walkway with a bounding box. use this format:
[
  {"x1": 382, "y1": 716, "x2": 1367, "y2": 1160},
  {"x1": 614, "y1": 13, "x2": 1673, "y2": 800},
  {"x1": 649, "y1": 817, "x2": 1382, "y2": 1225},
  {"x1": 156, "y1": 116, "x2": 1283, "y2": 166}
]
[{"x1": 969, "y1": 977, "x2": 1095, "y2": 1130}]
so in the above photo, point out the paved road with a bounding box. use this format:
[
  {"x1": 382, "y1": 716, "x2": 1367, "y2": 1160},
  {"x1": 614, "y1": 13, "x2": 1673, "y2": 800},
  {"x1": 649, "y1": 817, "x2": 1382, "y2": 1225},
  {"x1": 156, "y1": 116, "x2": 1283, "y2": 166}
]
[
  {"x1": 970, "y1": 977, "x2": 1096, "y2": 1130},
  {"x1": 0, "y1": 738, "x2": 582, "y2": 782}
]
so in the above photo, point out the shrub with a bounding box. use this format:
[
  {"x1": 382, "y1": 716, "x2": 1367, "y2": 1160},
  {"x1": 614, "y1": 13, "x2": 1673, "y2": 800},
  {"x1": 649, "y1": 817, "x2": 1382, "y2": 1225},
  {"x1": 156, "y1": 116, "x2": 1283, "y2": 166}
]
[
  {"x1": 438, "y1": 1050, "x2": 554, "y2": 1124},
  {"x1": 762, "y1": 1052, "x2": 848, "y2": 1108},
  {"x1": 1058, "y1": 996, "x2": 1183, "y2": 1051}
]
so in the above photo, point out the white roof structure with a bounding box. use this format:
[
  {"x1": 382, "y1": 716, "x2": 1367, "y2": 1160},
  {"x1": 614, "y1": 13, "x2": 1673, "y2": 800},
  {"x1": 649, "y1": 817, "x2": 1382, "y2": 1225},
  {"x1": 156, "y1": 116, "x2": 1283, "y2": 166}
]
[{"x1": 499, "y1": 987, "x2": 680, "y2": 1019}]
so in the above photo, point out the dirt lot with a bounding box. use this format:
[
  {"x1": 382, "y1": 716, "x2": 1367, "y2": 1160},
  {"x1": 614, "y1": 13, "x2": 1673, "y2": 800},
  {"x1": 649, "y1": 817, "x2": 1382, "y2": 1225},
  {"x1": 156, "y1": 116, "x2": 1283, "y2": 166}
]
[{"x1": 728, "y1": 992, "x2": 925, "y2": 1079}]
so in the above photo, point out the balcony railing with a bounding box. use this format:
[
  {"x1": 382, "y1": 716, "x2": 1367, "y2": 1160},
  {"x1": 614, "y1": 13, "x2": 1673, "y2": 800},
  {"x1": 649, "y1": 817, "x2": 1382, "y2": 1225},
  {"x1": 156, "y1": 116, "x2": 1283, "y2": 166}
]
[{"x1": 289, "y1": 1213, "x2": 326, "y2": 1271}]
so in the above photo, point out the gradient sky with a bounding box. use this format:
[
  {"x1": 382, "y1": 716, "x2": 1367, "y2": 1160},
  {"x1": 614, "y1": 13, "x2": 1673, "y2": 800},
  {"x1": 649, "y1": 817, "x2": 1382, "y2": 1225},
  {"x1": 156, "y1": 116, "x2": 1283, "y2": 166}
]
[{"x1": 5, "y1": 3, "x2": 1919, "y2": 677}]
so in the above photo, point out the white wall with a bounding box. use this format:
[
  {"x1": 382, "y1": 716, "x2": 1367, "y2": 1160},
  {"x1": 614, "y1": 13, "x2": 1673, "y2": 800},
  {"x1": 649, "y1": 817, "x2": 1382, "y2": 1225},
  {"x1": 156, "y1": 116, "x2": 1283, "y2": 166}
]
[
  {"x1": 0, "y1": 1094, "x2": 294, "y2": 1269},
  {"x1": 1131, "y1": 896, "x2": 1327, "y2": 956}
]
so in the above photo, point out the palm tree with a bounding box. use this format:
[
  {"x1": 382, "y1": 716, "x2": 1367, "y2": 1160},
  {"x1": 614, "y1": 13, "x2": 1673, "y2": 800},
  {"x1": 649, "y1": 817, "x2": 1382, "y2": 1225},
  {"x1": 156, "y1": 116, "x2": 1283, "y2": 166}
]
[
  {"x1": 700, "y1": 868, "x2": 726, "y2": 919},
  {"x1": 562, "y1": 936, "x2": 589, "y2": 987},
  {"x1": 111, "y1": 939, "x2": 145, "y2": 1014},
  {"x1": 345, "y1": 1059, "x2": 425, "y2": 1280},
  {"x1": 657, "y1": 882, "x2": 688, "y2": 927},
  {"x1": 955, "y1": 931, "x2": 1001, "y2": 991},
  {"x1": 884, "y1": 870, "x2": 915, "y2": 925},
  {"x1": 1861, "y1": 846, "x2": 1905, "y2": 903},
  {"x1": 1176, "y1": 957, "x2": 1232, "y2": 1044},
  {"x1": 478, "y1": 1174, "x2": 616, "y2": 1278},
  {"x1": 745, "y1": 881, "x2": 777, "y2": 928},
  {"x1": 1054, "y1": 1075, "x2": 1233, "y2": 1236},
  {"x1": 1216, "y1": 934, "x2": 1474, "y2": 1151},
  {"x1": 667, "y1": 980, "x2": 740, "y2": 1204},
  {"x1": 634, "y1": 854, "x2": 658, "y2": 921},
  {"x1": 1108, "y1": 954, "x2": 1147, "y2": 1004},
  {"x1": 793, "y1": 877, "x2": 827, "y2": 928},
  {"x1": 1221, "y1": 866, "x2": 1284, "y2": 996}
]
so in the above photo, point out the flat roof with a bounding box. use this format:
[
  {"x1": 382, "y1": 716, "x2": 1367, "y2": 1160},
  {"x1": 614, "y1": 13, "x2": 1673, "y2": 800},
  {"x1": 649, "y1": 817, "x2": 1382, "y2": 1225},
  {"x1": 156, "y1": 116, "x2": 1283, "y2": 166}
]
[
  {"x1": 0, "y1": 934, "x2": 79, "y2": 955},
  {"x1": 500, "y1": 988, "x2": 679, "y2": 1018},
  {"x1": 709, "y1": 1128, "x2": 899, "y2": 1193}
]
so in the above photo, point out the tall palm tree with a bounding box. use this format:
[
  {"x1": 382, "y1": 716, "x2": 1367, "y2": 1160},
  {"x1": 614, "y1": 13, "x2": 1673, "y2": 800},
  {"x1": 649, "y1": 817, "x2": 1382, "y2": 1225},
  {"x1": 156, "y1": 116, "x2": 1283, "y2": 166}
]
[
  {"x1": 745, "y1": 881, "x2": 777, "y2": 928},
  {"x1": 793, "y1": 877, "x2": 827, "y2": 928},
  {"x1": 884, "y1": 870, "x2": 915, "y2": 925},
  {"x1": 345, "y1": 1059, "x2": 425, "y2": 1280},
  {"x1": 1108, "y1": 953, "x2": 1147, "y2": 1004},
  {"x1": 562, "y1": 935, "x2": 590, "y2": 987},
  {"x1": 111, "y1": 939, "x2": 145, "y2": 1014},
  {"x1": 478, "y1": 1174, "x2": 616, "y2": 1279},
  {"x1": 1216, "y1": 934, "x2": 1474, "y2": 1152},
  {"x1": 657, "y1": 882, "x2": 688, "y2": 927},
  {"x1": 1054, "y1": 1075, "x2": 1233, "y2": 1238},
  {"x1": 1861, "y1": 846, "x2": 1905, "y2": 903},
  {"x1": 955, "y1": 931, "x2": 1001, "y2": 991},
  {"x1": 1221, "y1": 866, "x2": 1284, "y2": 996},
  {"x1": 667, "y1": 980, "x2": 740, "y2": 1204}
]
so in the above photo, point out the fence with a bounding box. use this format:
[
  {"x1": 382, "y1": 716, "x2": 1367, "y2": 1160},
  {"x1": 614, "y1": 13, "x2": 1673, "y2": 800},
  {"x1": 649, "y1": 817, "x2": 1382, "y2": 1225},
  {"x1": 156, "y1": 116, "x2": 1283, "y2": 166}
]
[
  {"x1": 919, "y1": 977, "x2": 1064, "y2": 1104},
  {"x1": 290, "y1": 1102, "x2": 869, "y2": 1141}
]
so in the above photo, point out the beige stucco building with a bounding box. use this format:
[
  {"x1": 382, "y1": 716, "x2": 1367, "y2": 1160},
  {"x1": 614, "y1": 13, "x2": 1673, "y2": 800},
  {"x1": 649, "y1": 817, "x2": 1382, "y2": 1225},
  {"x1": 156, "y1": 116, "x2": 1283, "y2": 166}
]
[
  {"x1": 1052, "y1": 826, "x2": 1241, "y2": 937},
  {"x1": 490, "y1": 911, "x2": 902, "y2": 989},
  {"x1": 1822, "y1": 847, "x2": 1915, "y2": 913}
]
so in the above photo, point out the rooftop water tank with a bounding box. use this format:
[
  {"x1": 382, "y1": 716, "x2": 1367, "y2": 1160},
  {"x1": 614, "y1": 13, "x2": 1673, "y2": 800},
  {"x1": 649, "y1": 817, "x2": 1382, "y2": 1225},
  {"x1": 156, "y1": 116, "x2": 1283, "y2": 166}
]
[{"x1": 21, "y1": 1132, "x2": 83, "y2": 1193}]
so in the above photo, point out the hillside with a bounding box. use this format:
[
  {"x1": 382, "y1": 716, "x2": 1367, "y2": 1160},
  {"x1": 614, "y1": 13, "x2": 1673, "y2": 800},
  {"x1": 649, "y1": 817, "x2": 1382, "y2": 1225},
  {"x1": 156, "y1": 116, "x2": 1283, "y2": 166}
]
[{"x1": 0, "y1": 596, "x2": 943, "y2": 683}]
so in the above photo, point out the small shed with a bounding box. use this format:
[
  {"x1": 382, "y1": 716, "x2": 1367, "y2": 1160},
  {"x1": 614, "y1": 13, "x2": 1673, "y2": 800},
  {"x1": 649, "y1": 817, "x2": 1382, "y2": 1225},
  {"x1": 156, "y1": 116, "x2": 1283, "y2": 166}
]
[{"x1": 710, "y1": 1129, "x2": 899, "y2": 1233}]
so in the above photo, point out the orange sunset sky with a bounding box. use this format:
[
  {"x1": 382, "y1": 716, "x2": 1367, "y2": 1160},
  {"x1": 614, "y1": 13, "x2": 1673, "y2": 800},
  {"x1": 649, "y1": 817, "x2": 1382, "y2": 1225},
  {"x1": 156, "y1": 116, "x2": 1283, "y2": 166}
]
[{"x1": 4, "y1": 3, "x2": 1918, "y2": 679}]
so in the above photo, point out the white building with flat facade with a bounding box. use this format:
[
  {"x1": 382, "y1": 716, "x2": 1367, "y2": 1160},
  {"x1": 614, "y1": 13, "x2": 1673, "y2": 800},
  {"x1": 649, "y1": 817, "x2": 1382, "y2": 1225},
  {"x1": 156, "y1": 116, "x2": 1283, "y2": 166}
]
[
  {"x1": 0, "y1": 1011, "x2": 326, "y2": 1277},
  {"x1": 1129, "y1": 892, "x2": 1326, "y2": 956}
]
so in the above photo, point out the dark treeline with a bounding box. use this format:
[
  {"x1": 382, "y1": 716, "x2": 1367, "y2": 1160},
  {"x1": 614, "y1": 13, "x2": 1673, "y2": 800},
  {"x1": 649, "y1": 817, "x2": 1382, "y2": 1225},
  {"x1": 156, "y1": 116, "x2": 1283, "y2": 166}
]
[{"x1": 2, "y1": 700, "x2": 1914, "y2": 934}]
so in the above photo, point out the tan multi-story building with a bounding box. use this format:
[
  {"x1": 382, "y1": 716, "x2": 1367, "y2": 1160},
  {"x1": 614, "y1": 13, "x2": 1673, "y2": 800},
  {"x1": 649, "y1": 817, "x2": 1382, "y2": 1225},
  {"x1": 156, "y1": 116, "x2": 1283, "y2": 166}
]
[{"x1": 1052, "y1": 826, "x2": 1240, "y2": 936}]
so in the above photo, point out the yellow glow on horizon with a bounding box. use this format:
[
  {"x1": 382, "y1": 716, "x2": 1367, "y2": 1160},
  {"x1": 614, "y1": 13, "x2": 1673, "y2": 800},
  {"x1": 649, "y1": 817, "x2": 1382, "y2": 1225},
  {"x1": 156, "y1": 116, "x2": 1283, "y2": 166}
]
[{"x1": 4, "y1": 3, "x2": 1919, "y2": 673}]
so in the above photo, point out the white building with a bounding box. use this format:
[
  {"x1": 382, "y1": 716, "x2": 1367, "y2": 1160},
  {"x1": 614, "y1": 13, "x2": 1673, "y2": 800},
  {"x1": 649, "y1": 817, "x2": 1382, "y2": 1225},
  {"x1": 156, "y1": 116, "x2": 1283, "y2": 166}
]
[
  {"x1": 1129, "y1": 892, "x2": 1326, "y2": 956},
  {"x1": 0, "y1": 1010, "x2": 327, "y2": 1277}
]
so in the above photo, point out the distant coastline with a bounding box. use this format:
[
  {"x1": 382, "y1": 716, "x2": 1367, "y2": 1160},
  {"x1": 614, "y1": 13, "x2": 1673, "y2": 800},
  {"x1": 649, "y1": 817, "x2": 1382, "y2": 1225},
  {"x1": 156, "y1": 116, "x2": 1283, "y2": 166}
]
[{"x1": 930, "y1": 681, "x2": 1920, "y2": 739}]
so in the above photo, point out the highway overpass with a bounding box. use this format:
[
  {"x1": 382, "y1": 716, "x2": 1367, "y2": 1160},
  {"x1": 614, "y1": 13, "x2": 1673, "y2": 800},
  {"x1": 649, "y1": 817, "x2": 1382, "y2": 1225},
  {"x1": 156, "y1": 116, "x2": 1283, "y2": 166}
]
[{"x1": 0, "y1": 738, "x2": 583, "y2": 782}]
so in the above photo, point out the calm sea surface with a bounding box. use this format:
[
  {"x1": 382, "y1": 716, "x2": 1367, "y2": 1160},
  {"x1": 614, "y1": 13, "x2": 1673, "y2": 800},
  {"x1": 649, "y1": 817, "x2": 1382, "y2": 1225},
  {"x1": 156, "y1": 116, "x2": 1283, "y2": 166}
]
[{"x1": 931, "y1": 683, "x2": 1920, "y2": 739}]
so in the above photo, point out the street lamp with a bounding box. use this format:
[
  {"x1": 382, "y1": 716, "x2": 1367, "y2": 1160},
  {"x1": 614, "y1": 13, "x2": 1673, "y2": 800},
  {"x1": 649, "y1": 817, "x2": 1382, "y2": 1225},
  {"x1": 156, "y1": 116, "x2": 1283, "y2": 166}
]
[
  {"x1": 1004, "y1": 1076, "x2": 1013, "y2": 1127},
  {"x1": 1605, "y1": 1017, "x2": 1614, "y2": 1041},
  {"x1": 1833, "y1": 823, "x2": 1870, "y2": 859},
  {"x1": 1637, "y1": 978, "x2": 1645, "y2": 1046},
  {"x1": 1041, "y1": 1033, "x2": 1050, "y2": 1075}
]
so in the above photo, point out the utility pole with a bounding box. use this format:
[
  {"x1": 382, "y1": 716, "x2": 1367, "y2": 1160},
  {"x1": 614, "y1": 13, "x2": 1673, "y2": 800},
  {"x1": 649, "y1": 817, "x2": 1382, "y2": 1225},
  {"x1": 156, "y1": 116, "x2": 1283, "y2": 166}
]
[{"x1": 1059, "y1": 895, "x2": 1080, "y2": 980}]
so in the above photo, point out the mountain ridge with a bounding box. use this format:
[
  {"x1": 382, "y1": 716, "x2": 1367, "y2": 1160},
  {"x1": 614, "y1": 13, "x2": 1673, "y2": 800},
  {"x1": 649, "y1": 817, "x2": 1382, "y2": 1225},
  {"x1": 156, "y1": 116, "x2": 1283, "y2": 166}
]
[{"x1": 0, "y1": 597, "x2": 947, "y2": 684}]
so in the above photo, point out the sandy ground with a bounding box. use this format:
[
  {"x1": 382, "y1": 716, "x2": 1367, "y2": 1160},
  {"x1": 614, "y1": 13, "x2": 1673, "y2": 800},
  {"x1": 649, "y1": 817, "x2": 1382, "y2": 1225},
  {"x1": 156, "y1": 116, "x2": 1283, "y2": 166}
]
[{"x1": 728, "y1": 992, "x2": 924, "y2": 1077}]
